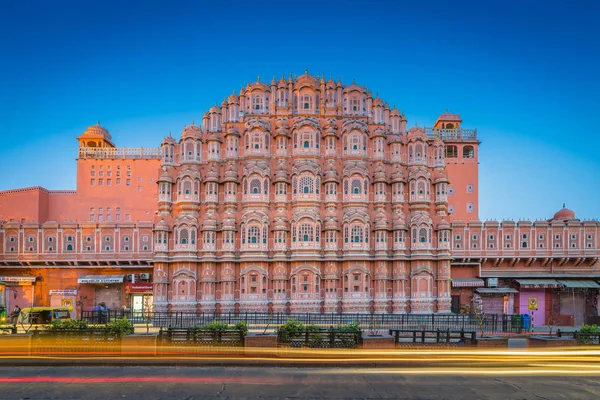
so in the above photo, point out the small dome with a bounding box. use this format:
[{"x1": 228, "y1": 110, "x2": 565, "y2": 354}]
[
  {"x1": 552, "y1": 204, "x2": 576, "y2": 221},
  {"x1": 181, "y1": 123, "x2": 201, "y2": 139},
  {"x1": 204, "y1": 166, "x2": 220, "y2": 182},
  {"x1": 79, "y1": 121, "x2": 114, "y2": 146},
  {"x1": 162, "y1": 135, "x2": 176, "y2": 145},
  {"x1": 436, "y1": 218, "x2": 451, "y2": 230}
]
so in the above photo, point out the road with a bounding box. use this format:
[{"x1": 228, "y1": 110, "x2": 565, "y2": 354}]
[{"x1": 1, "y1": 366, "x2": 599, "y2": 399}]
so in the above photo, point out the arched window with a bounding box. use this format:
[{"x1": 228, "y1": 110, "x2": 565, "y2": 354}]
[
  {"x1": 463, "y1": 146, "x2": 474, "y2": 158},
  {"x1": 66, "y1": 244, "x2": 73, "y2": 251},
  {"x1": 250, "y1": 179, "x2": 261, "y2": 194},
  {"x1": 248, "y1": 226, "x2": 260, "y2": 244},
  {"x1": 418, "y1": 228, "x2": 428, "y2": 243},
  {"x1": 180, "y1": 228, "x2": 189, "y2": 245},
  {"x1": 351, "y1": 179, "x2": 361, "y2": 194},
  {"x1": 252, "y1": 94, "x2": 264, "y2": 111},
  {"x1": 300, "y1": 224, "x2": 314, "y2": 242},
  {"x1": 299, "y1": 176, "x2": 314, "y2": 194},
  {"x1": 351, "y1": 225, "x2": 363, "y2": 243}
]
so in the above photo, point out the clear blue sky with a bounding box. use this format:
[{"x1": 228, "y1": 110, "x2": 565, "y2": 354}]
[{"x1": 1, "y1": 0, "x2": 598, "y2": 221}]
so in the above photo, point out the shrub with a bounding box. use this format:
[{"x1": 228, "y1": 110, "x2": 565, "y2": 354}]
[
  {"x1": 579, "y1": 324, "x2": 600, "y2": 344},
  {"x1": 277, "y1": 319, "x2": 306, "y2": 342},
  {"x1": 49, "y1": 319, "x2": 89, "y2": 331},
  {"x1": 199, "y1": 320, "x2": 229, "y2": 332},
  {"x1": 104, "y1": 317, "x2": 134, "y2": 336},
  {"x1": 234, "y1": 320, "x2": 248, "y2": 336},
  {"x1": 334, "y1": 321, "x2": 361, "y2": 333}
]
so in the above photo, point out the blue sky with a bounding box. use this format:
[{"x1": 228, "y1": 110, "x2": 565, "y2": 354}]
[{"x1": 1, "y1": 0, "x2": 598, "y2": 221}]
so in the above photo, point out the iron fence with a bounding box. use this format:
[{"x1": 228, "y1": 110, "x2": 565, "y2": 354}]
[
  {"x1": 158, "y1": 328, "x2": 244, "y2": 347},
  {"x1": 30, "y1": 328, "x2": 121, "y2": 354},
  {"x1": 389, "y1": 329, "x2": 477, "y2": 344},
  {"x1": 80, "y1": 311, "x2": 523, "y2": 334},
  {"x1": 277, "y1": 328, "x2": 362, "y2": 349}
]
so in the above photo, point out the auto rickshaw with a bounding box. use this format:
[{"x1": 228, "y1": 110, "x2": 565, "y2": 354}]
[{"x1": 17, "y1": 307, "x2": 71, "y2": 326}]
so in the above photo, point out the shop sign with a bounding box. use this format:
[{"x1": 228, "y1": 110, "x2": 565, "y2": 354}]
[
  {"x1": 528, "y1": 297, "x2": 538, "y2": 310},
  {"x1": 0, "y1": 276, "x2": 37, "y2": 283},
  {"x1": 126, "y1": 283, "x2": 153, "y2": 293},
  {"x1": 77, "y1": 275, "x2": 124, "y2": 284},
  {"x1": 49, "y1": 289, "x2": 78, "y2": 296}
]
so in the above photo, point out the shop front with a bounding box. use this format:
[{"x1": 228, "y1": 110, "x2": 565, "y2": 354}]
[
  {"x1": 451, "y1": 278, "x2": 485, "y2": 314},
  {"x1": 516, "y1": 279, "x2": 563, "y2": 327},
  {"x1": 77, "y1": 274, "x2": 125, "y2": 312},
  {"x1": 556, "y1": 280, "x2": 600, "y2": 326},
  {"x1": 475, "y1": 288, "x2": 517, "y2": 315},
  {"x1": 125, "y1": 282, "x2": 153, "y2": 314},
  {"x1": 49, "y1": 289, "x2": 78, "y2": 317},
  {"x1": 0, "y1": 275, "x2": 38, "y2": 311}
]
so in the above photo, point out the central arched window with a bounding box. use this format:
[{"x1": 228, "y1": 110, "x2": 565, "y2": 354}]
[
  {"x1": 300, "y1": 224, "x2": 314, "y2": 242},
  {"x1": 351, "y1": 225, "x2": 363, "y2": 243},
  {"x1": 250, "y1": 179, "x2": 261, "y2": 194},
  {"x1": 351, "y1": 179, "x2": 361, "y2": 194},
  {"x1": 300, "y1": 176, "x2": 314, "y2": 194},
  {"x1": 252, "y1": 94, "x2": 264, "y2": 111},
  {"x1": 180, "y1": 228, "x2": 188, "y2": 245},
  {"x1": 248, "y1": 226, "x2": 260, "y2": 244}
]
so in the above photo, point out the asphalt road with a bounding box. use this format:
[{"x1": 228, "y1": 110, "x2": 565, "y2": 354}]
[{"x1": 1, "y1": 366, "x2": 599, "y2": 400}]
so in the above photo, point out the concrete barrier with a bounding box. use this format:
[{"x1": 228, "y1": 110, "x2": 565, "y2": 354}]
[
  {"x1": 361, "y1": 333, "x2": 395, "y2": 349},
  {"x1": 121, "y1": 333, "x2": 159, "y2": 356},
  {"x1": 0, "y1": 334, "x2": 32, "y2": 356}
]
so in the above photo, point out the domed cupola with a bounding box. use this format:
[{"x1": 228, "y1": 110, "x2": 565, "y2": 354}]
[
  {"x1": 77, "y1": 121, "x2": 115, "y2": 148},
  {"x1": 204, "y1": 165, "x2": 220, "y2": 182},
  {"x1": 436, "y1": 217, "x2": 451, "y2": 231},
  {"x1": 390, "y1": 166, "x2": 406, "y2": 183},
  {"x1": 551, "y1": 204, "x2": 576, "y2": 222},
  {"x1": 181, "y1": 123, "x2": 201, "y2": 140},
  {"x1": 223, "y1": 163, "x2": 238, "y2": 182},
  {"x1": 433, "y1": 169, "x2": 449, "y2": 184},
  {"x1": 157, "y1": 170, "x2": 174, "y2": 184},
  {"x1": 155, "y1": 219, "x2": 170, "y2": 232},
  {"x1": 373, "y1": 164, "x2": 388, "y2": 184},
  {"x1": 374, "y1": 208, "x2": 390, "y2": 231},
  {"x1": 323, "y1": 160, "x2": 339, "y2": 183}
]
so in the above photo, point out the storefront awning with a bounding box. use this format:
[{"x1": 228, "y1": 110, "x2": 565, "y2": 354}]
[
  {"x1": 516, "y1": 279, "x2": 561, "y2": 289},
  {"x1": 557, "y1": 280, "x2": 600, "y2": 289},
  {"x1": 0, "y1": 276, "x2": 37, "y2": 283},
  {"x1": 78, "y1": 275, "x2": 125, "y2": 284},
  {"x1": 475, "y1": 288, "x2": 519, "y2": 294},
  {"x1": 452, "y1": 278, "x2": 485, "y2": 288}
]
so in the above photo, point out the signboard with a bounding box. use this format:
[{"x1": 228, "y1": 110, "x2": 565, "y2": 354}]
[
  {"x1": 528, "y1": 297, "x2": 538, "y2": 311},
  {"x1": 126, "y1": 283, "x2": 153, "y2": 293},
  {"x1": 78, "y1": 275, "x2": 124, "y2": 284},
  {"x1": 50, "y1": 290, "x2": 77, "y2": 296},
  {"x1": 62, "y1": 299, "x2": 74, "y2": 311},
  {"x1": 487, "y1": 278, "x2": 498, "y2": 287},
  {"x1": 0, "y1": 276, "x2": 37, "y2": 283}
]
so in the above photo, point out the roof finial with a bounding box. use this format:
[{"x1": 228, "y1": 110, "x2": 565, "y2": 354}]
[
  {"x1": 305, "y1": 67, "x2": 309, "y2": 75},
  {"x1": 563, "y1": 202, "x2": 566, "y2": 208},
  {"x1": 97, "y1": 120, "x2": 101, "y2": 126},
  {"x1": 257, "y1": 75, "x2": 260, "y2": 82}
]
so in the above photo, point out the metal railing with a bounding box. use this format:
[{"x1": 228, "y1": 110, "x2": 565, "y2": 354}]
[
  {"x1": 277, "y1": 328, "x2": 361, "y2": 349},
  {"x1": 81, "y1": 311, "x2": 523, "y2": 334},
  {"x1": 158, "y1": 328, "x2": 244, "y2": 347},
  {"x1": 389, "y1": 329, "x2": 476, "y2": 344}
]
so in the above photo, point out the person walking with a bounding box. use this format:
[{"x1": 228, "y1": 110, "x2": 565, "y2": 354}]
[
  {"x1": 10, "y1": 305, "x2": 21, "y2": 324},
  {"x1": 99, "y1": 302, "x2": 108, "y2": 324}
]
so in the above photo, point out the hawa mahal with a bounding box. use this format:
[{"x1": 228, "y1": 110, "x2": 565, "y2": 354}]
[{"x1": 1, "y1": 72, "x2": 599, "y2": 326}]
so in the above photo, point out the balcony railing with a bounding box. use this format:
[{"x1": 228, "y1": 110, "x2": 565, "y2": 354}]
[
  {"x1": 78, "y1": 147, "x2": 162, "y2": 159},
  {"x1": 425, "y1": 128, "x2": 477, "y2": 141}
]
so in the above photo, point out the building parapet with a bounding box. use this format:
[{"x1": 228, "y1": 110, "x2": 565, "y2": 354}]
[
  {"x1": 425, "y1": 127, "x2": 477, "y2": 141},
  {"x1": 78, "y1": 146, "x2": 162, "y2": 160}
]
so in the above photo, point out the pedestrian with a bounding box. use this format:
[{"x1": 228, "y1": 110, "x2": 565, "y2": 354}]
[
  {"x1": 10, "y1": 305, "x2": 21, "y2": 324},
  {"x1": 99, "y1": 302, "x2": 108, "y2": 324}
]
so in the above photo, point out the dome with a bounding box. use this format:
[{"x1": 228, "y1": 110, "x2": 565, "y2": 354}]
[
  {"x1": 79, "y1": 121, "x2": 114, "y2": 146},
  {"x1": 552, "y1": 204, "x2": 576, "y2": 221},
  {"x1": 162, "y1": 135, "x2": 176, "y2": 145},
  {"x1": 181, "y1": 123, "x2": 201, "y2": 139}
]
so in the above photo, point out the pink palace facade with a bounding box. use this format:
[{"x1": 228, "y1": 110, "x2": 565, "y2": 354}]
[{"x1": 1, "y1": 72, "x2": 599, "y2": 326}]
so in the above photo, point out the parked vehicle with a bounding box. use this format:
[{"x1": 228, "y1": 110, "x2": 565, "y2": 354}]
[{"x1": 17, "y1": 307, "x2": 71, "y2": 325}]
